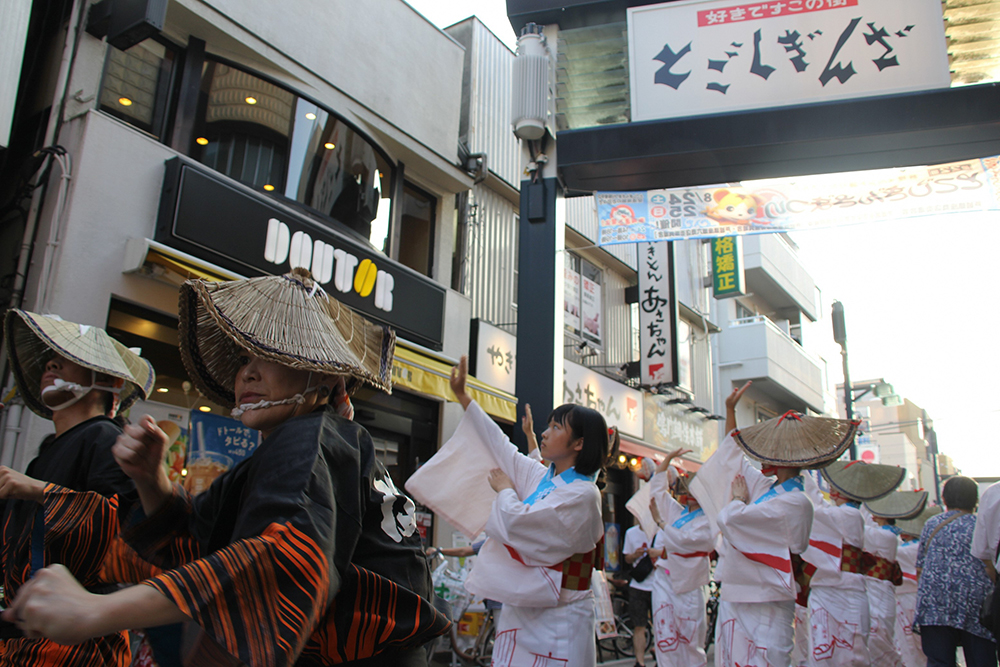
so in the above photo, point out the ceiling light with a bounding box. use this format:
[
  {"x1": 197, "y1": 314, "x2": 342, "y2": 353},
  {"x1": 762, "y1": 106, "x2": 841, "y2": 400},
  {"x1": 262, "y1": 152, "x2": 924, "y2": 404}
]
[
  {"x1": 245, "y1": 96, "x2": 257, "y2": 105},
  {"x1": 181, "y1": 468, "x2": 188, "y2": 477},
  {"x1": 263, "y1": 184, "x2": 275, "y2": 191},
  {"x1": 324, "y1": 142, "x2": 335, "y2": 150},
  {"x1": 118, "y1": 97, "x2": 133, "y2": 106},
  {"x1": 305, "y1": 112, "x2": 317, "y2": 120},
  {"x1": 156, "y1": 387, "x2": 169, "y2": 393},
  {"x1": 618, "y1": 454, "x2": 627, "y2": 464},
  {"x1": 199, "y1": 405, "x2": 212, "y2": 412},
  {"x1": 196, "y1": 137, "x2": 209, "y2": 146}
]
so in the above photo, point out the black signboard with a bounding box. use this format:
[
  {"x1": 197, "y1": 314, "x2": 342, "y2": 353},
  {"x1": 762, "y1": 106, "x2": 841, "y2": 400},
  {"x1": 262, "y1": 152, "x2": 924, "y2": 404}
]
[{"x1": 155, "y1": 158, "x2": 445, "y2": 349}]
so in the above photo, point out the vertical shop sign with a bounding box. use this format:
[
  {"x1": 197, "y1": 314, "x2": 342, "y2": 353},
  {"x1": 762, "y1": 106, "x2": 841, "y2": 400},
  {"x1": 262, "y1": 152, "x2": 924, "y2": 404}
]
[
  {"x1": 712, "y1": 235, "x2": 746, "y2": 298},
  {"x1": 638, "y1": 242, "x2": 679, "y2": 388},
  {"x1": 580, "y1": 267, "x2": 603, "y2": 346},
  {"x1": 564, "y1": 265, "x2": 581, "y2": 336}
]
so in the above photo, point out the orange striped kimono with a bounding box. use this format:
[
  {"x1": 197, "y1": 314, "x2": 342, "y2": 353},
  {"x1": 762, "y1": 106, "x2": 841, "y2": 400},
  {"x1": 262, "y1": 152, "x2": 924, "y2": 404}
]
[
  {"x1": 0, "y1": 416, "x2": 133, "y2": 667},
  {"x1": 112, "y1": 406, "x2": 447, "y2": 666}
]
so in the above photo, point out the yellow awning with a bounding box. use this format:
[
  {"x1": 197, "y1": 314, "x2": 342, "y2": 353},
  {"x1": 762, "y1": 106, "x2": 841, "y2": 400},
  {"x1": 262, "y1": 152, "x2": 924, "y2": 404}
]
[{"x1": 393, "y1": 345, "x2": 517, "y2": 422}]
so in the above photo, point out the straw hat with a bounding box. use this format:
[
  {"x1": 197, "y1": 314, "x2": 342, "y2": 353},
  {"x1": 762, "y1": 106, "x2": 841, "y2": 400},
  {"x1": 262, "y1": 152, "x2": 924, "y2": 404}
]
[
  {"x1": 178, "y1": 268, "x2": 395, "y2": 408},
  {"x1": 4, "y1": 309, "x2": 154, "y2": 418},
  {"x1": 821, "y1": 460, "x2": 906, "y2": 502},
  {"x1": 864, "y1": 490, "x2": 929, "y2": 520},
  {"x1": 732, "y1": 410, "x2": 859, "y2": 469},
  {"x1": 897, "y1": 505, "x2": 943, "y2": 537}
]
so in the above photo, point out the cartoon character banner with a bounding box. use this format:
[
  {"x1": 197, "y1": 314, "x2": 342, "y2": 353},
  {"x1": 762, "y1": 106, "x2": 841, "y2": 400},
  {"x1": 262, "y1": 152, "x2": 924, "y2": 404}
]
[
  {"x1": 597, "y1": 155, "x2": 1000, "y2": 244},
  {"x1": 628, "y1": 0, "x2": 950, "y2": 123}
]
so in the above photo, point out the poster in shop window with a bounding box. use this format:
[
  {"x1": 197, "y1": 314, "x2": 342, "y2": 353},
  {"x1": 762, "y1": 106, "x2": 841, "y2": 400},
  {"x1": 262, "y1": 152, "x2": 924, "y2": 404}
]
[
  {"x1": 581, "y1": 273, "x2": 602, "y2": 346},
  {"x1": 564, "y1": 266, "x2": 581, "y2": 335},
  {"x1": 628, "y1": 0, "x2": 951, "y2": 123}
]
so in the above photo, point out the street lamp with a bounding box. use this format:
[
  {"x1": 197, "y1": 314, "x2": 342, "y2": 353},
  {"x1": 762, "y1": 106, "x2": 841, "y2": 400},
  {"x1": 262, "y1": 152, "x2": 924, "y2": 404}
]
[
  {"x1": 923, "y1": 410, "x2": 942, "y2": 505},
  {"x1": 831, "y1": 301, "x2": 856, "y2": 459}
]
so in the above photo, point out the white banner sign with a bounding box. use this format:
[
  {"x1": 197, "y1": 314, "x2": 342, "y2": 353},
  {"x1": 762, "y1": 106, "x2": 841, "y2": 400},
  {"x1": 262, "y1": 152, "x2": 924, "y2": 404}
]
[
  {"x1": 564, "y1": 266, "x2": 581, "y2": 335},
  {"x1": 472, "y1": 320, "x2": 517, "y2": 395},
  {"x1": 597, "y1": 156, "x2": 1000, "y2": 243},
  {"x1": 638, "y1": 243, "x2": 678, "y2": 388},
  {"x1": 562, "y1": 359, "x2": 644, "y2": 439},
  {"x1": 628, "y1": 0, "x2": 950, "y2": 122},
  {"x1": 581, "y1": 274, "x2": 602, "y2": 346}
]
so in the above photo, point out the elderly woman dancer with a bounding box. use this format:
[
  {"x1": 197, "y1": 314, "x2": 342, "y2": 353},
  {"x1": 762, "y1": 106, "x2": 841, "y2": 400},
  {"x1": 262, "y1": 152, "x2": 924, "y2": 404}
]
[
  {"x1": 445, "y1": 355, "x2": 613, "y2": 667},
  {"x1": 646, "y1": 448, "x2": 714, "y2": 667},
  {"x1": 690, "y1": 382, "x2": 858, "y2": 667},
  {"x1": 4, "y1": 269, "x2": 447, "y2": 666},
  {"x1": 0, "y1": 310, "x2": 153, "y2": 667}
]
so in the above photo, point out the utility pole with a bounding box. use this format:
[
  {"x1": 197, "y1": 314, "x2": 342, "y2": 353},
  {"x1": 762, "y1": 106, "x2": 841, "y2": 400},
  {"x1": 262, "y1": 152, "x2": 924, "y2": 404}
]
[{"x1": 831, "y1": 301, "x2": 855, "y2": 459}]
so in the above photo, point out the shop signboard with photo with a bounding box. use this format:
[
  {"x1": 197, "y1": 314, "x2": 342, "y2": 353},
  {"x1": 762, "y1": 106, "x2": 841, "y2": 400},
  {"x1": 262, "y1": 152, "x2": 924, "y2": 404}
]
[
  {"x1": 185, "y1": 410, "x2": 261, "y2": 495},
  {"x1": 469, "y1": 319, "x2": 517, "y2": 396},
  {"x1": 563, "y1": 359, "x2": 643, "y2": 439}
]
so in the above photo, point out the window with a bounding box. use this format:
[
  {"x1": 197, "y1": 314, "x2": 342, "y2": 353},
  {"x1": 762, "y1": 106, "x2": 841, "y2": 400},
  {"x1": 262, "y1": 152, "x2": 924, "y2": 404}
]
[
  {"x1": 99, "y1": 46, "x2": 397, "y2": 253},
  {"x1": 735, "y1": 301, "x2": 754, "y2": 320},
  {"x1": 395, "y1": 183, "x2": 435, "y2": 276},
  {"x1": 99, "y1": 40, "x2": 177, "y2": 138}
]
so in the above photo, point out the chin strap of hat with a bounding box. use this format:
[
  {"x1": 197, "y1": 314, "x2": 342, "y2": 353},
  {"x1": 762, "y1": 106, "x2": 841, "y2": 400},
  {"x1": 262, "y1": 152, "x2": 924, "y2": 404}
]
[
  {"x1": 231, "y1": 371, "x2": 325, "y2": 418},
  {"x1": 41, "y1": 371, "x2": 123, "y2": 412}
]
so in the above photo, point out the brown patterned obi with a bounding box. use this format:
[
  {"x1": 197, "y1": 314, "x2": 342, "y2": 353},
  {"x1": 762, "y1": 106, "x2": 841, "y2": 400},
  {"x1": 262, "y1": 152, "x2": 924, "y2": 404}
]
[
  {"x1": 862, "y1": 551, "x2": 904, "y2": 585},
  {"x1": 841, "y1": 543, "x2": 864, "y2": 573},
  {"x1": 553, "y1": 536, "x2": 606, "y2": 591}
]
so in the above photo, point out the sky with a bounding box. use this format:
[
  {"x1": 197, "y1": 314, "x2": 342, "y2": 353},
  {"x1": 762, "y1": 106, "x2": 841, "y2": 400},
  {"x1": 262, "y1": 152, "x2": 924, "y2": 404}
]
[{"x1": 403, "y1": 0, "x2": 1000, "y2": 477}]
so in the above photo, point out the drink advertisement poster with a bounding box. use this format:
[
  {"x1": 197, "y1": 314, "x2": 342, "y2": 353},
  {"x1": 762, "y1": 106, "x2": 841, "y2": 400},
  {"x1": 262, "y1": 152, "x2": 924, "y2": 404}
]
[
  {"x1": 564, "y1": 266, "x2": 581, "y2": 335},
  {"x1": 185, "y1": 411, "x2": 261, "y2": 495},
  {"x1": 581, "y1": 274, "x2": 602, "y2": 345}
]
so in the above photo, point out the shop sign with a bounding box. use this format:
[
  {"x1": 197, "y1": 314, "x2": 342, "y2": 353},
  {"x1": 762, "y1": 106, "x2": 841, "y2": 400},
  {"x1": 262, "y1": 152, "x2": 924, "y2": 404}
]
[
  {"x1": 643, "y1": 394, "x2": 719, "y2": 462},
  {"x1": 469, "y1": 319, "x2": 516, "y2": 395},
  {"x1": 628, "y1": 0, "x2": 950, "y2": 123},
  {"x1": 155, "y1": 158, "x2": 446, "y2": 349},
  {"x1": 564, "y1": 266, "x2": 581, "y2": 335},
  {"x1": 712, "y1": 236, "x2": 746, "y2": 298},
  {"x1": 563, "y1": 359, "x2": 644, "y2": 439},
  {"x1": 596, "y1": 155, "x2": 1000, "y2": 244},
  {"x1": 638, "y1": 242, "x2": 678, "y2": 389}
]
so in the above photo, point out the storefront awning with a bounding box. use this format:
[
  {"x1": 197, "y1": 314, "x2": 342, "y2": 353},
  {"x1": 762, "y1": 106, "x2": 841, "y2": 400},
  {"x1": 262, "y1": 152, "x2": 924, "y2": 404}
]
[
  {"x1": 619, "y1": 437, "x2": 702, "y2": 472},
  {"x1": 123, "y1": 238, "x2": 243, "y2": 283},
  {"x1": 394, "y1": 344, "x2": 518, "y2": 422}
]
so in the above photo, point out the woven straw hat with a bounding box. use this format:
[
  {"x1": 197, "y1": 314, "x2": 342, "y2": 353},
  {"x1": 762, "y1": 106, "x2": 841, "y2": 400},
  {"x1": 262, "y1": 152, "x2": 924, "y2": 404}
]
[
  {"x1": 732, "y1": 410, "x2": 859, "y2": 469},
  {"x1": 897, "y1": 505, "x2": 943, "y2": 537},
  {"x1": 821, "y1": 460, "x2": 906, "y2": 502},
  {"x1": 4, "y1": 309, "x2": 154, "y2": 418},
  {"x1": 864, "y1": 490, "x2": 929, "y2": 520},
  {"x1": 178, "y1": 268, "x2": 395, "y2": 408}
]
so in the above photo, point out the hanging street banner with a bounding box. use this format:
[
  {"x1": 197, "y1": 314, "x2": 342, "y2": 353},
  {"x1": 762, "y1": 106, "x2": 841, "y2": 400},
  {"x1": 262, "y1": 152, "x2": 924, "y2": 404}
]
[
  {"x1": 628, "y1": 0, "x2": 950, "y2": 122},
  {"x1": 712, "y1": 236, "x2": 746, "y2": 298},
  {"x1": 596, "y1": 155, "x2": 1000, "y2": 244},
  {"x1": 638, "y1": 243, "x2": 679, "y2": 389}
]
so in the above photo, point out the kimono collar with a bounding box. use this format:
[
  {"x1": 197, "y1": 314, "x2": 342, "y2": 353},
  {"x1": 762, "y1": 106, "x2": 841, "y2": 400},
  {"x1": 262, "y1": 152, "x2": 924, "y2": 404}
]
[
  {"x1": 672, "y1": 507, "x2": 704, "y2": 529},
  {"x1": 881, "y1": 524, "x2": 902, "y2": 535},
  {"x1": 754, "y1": 475, "x2": 805, "y2": 504},
  {"x1": 522, "y1": 464, "x2": 598, "y2": 506}
]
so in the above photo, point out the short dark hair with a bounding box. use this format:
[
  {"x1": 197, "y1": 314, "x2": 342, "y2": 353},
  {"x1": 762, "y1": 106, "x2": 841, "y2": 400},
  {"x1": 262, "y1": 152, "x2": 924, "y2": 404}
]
[
  {"x1": 942, "y1": 476, "x2": 978, "y2": 511},
  {"x1": 547, "y1": 404, "x2": 618, "y2": 476}
]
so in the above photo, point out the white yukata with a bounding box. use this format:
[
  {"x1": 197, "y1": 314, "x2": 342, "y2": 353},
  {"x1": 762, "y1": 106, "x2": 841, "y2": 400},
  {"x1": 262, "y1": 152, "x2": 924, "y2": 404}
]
[
  {"x1": 893, "y1": 540, "x2": 925, "y2": 667},
  {"x1": 863, "y1": 516, "x2": 903, "y2": 667},
  {"x1": 457, "y1": 402, "x2": 604, "y2": 667},
  {"x1": 799, "y1": 475, "x2": 871, "y2": 667},
  {"x1": 689, "y1": 433, "x2": 814, "y2": 667},
  {"x1": 648, "y1": 471, "x2": 715, "y2": 667}
]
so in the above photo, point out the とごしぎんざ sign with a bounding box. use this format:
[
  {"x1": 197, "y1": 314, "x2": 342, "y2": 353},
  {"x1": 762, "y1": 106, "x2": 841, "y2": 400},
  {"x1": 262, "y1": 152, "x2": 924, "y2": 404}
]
[
  {"x1": 628, "y1": 0, "x2": 950, "y2": 123},
  {"x1": 155, "y1": 158, "x2": 445, "y2": 349}
]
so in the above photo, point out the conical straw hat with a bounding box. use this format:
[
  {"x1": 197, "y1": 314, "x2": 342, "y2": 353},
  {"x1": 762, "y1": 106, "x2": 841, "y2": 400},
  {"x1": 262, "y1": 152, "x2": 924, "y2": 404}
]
[
  {"x1": 897, "y1": 504, "x2": 943, "y2": 537},
  {"x1": 4, "y1": 309, "x2": 154, "y2": 418},
  {"x1": 821, "y1": 460, "x2": 906, "y2": 502},
  {"x1": 864, "y1": 490, "x2": 929, "y2": 520},
  {"x1": 178, "y1": 268, "x2": 395, "y2": 408},
  {"x1": 732, "y1": 410, "x2": 859, "y2": 469}
]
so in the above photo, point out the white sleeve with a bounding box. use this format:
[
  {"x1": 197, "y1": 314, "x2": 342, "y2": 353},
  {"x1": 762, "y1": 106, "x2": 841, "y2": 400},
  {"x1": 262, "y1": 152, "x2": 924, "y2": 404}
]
[
  {"x1": 486, "y1": 483, "x2": 604, "y2": 567},
  {"x1": 660, "y1": 516, "x2": 715, "y2": 554},
  {"x1": 688, "y1": 432, "x2": 766, "y2": 528},
  {"x1": 718, "y1": 493, "x2": 813, "y2": 556},
  {"x1": 465, "y1": 400, "x2": 548, "y2": 498},
  {"x1": 650, "y1": 470, "x2": 684, "y2": 526},
  {"x1": 972, "y1": 485, "x2": 1000, "y2": 562}
]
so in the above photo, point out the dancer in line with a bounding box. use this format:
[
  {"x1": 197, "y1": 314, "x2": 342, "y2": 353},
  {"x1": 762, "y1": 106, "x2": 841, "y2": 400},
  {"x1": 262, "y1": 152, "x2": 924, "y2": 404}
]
[
  {"x1": 446, "y1": 355, "x2": 613, "y2": 667},
  {"x1": 0, "y1": 309, "x2": 153, "y2": 666},
  {"x1": 689, "y1": 381, "x2": 858, "y2": 667},
  {"x1": 647, "y1": 448, "x2": 714, "y2": 667}
]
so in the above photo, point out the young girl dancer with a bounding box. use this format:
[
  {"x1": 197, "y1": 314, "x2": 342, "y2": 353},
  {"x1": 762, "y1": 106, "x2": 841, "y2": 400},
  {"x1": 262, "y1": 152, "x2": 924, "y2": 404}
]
[{"x1": 448, "y1": 356, "x2": 614, "y2": 667}]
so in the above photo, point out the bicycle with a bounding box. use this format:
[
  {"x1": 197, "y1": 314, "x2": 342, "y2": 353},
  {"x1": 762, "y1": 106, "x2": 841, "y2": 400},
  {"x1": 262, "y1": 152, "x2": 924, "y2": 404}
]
[{"x1": 596, "y1": 580, "x2": 653, "y2": 662}]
